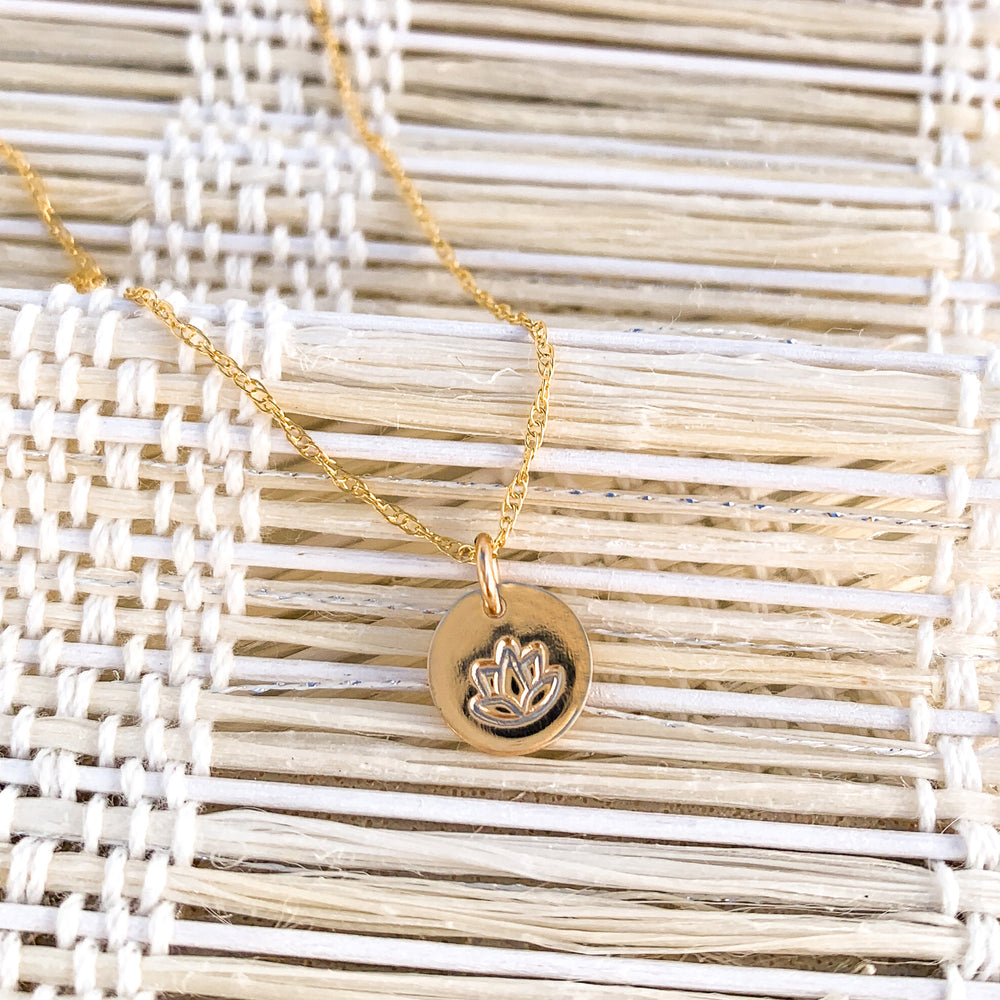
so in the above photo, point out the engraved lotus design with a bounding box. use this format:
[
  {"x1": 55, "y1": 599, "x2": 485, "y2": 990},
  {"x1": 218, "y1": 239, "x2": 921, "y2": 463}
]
[{"x1": 467, "y1": 636, "x2": 566, "y2": 728}]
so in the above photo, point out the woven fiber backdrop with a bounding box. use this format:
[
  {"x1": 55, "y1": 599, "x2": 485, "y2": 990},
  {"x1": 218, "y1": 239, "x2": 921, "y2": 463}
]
[{"x1": 0, "y1": 1, "x2": 998, "y2": 998}]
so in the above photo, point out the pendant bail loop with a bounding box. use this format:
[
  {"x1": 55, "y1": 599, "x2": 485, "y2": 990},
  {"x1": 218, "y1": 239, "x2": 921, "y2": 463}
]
[{"x1": 474, "y1": 533, "x2": 505, "y2": 618}]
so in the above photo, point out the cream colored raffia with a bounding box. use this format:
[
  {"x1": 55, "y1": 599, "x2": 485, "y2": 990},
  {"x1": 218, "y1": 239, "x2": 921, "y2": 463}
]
[{"x1": 0, "y1": 1, "x2": 998, "y2": 998}]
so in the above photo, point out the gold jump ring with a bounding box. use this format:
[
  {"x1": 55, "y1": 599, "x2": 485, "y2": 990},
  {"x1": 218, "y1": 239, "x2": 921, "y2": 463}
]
[{"x1": 475, "y1": 533, "x2": 505, "y2": 618}]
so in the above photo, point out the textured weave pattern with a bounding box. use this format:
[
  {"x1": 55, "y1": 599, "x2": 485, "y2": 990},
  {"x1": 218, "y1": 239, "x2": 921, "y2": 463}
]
[{"x1": 0, "y1": 1, "x2": 999, "y2": 998}]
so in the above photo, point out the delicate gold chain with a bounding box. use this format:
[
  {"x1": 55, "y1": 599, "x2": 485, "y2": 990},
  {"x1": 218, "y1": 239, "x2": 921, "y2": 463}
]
[
  {"x1": 308, "y1": 0, "x2": 554, "y2": 560},
  {"x1": 0, "y1": 5, "x2": 555, "y2": 564},
  {"x1": 121, "y1": 285, "x2": 486, "y2": 558},
  {"x1": 0, "y1": 137, "x2": 106, "y2": 294}
]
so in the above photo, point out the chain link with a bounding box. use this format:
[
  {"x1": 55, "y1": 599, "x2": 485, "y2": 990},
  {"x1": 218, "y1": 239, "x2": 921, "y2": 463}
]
[{"x1": 0, "y1": 3, "x2": 555, "y2": 564}]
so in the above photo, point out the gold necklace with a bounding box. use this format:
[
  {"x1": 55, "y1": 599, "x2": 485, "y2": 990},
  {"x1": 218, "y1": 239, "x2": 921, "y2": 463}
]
[{"x1": 0, "y1": 1, "x2": 592, "y2": 755}]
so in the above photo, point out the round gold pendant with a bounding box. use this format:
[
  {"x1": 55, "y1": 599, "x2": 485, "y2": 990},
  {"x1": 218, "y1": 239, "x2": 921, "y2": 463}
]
[{"x1": 427, "y1": 536, "x2": 592, "y2": 755}]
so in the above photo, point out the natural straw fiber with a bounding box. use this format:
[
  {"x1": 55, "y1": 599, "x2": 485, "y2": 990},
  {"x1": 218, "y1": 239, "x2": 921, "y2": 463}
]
[{"x1": 0, "y1": 0, "x2": 998, "y2": 998}]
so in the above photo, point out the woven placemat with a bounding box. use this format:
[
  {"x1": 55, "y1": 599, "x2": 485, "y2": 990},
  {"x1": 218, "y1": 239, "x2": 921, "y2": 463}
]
[{"x1": 0, "y1": 1, "x2": 997, "y2": 997}]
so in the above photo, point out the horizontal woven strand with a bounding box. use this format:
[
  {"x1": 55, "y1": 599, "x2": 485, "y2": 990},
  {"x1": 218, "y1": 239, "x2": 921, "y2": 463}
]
[
  {"x1": 1, "y1": 899, "x2": 996, "y2": 999},
  {"x1": 0, "y1": 757, "x2": 970, "y2": 859}
]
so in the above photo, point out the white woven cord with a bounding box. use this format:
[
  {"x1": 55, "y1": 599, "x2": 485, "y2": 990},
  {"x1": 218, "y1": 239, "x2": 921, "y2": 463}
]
[{"x1": 0, "y1": 1, "x2": 999, "y2": 998}]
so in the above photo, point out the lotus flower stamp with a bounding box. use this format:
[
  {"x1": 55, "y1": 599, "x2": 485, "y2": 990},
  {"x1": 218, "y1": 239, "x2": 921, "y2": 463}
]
[{"x1": 467, "y1": 636, "x2": 566, "y2": 728}]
